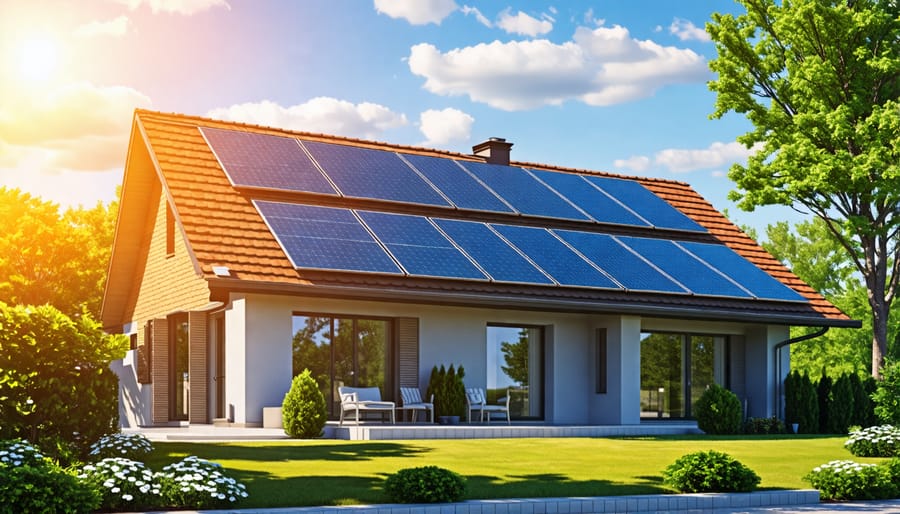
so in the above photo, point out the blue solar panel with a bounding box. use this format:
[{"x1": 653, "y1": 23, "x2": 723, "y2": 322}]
[
  {"x1": 585, "y1": 176, "x2": 706, "y2": 232},
  {"x1": 432, "y1": 219, "x2": 554, "y2": 285},
  {"x1": 201, "y1": 128, "x2": 337, "y2": 195},
  {"x1": 302, "y1": 140, "x2": 450, "y2": 207},
  {"x1": 617, "y1": 236, "x2": 752, "y2": 298},
  {"x1": 530, "y1": 169, "x2": 651, "y2": 227},
  {"x1": 490, "y1": 224, "x2": 620, "y2": 289},
  {"x1": 357, "y1": 211, "x2": 487, "y2": 280},
  {"x1": 402, "y1": 154, "x2": 514, "y2": 213},
  {"x1": 678, "y1": 241, "x2": 807, "y2": 302},
  {"x1": 553, "y1": 231, "x2": 686, "y2": 293},
  {"x1": 460, "y1": 161, "x2": 590, "y2": 221},
  {"x1": 254, "y1": 201, "x2": 401, "y2": 274}
]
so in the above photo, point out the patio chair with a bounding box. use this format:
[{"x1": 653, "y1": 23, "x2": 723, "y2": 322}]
[
  {"x1": 466, "y1": 387, "x2": 510, "y2": 425},
  {"x1": 398, "y1": 387, "x2": 434, "y2": 423},
  {"x1": 338, "y1": 386, "x2": 395, "y2": 425}
]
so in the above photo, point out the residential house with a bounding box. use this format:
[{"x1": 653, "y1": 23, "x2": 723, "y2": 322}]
[{"x1": 102, "y1": 110, "x2": 857, "y2": 430}]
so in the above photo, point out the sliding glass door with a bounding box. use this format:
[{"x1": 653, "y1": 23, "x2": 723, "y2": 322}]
[{"x1": 640, "y1": 332, "x2": 725, "y2": 419}]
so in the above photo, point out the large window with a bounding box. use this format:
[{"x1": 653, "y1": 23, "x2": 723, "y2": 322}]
[
  {"x1": 292, "y1": 315, "x2": 392, "y2": 418},
  {"x1": 486, "y1": 325, "x2": 543, "y2": 420},
  {"x1": 640, "y1": 332, "x2": 726, "y2": 419}
]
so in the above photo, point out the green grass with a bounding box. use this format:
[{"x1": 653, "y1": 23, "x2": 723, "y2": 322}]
[{"x1": 143, "y1": 435, "x2": 878, "y2": 508}]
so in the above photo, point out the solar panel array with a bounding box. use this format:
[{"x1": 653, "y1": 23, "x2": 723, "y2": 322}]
[
  {"x1": 252, "y1": 200, "x2": 806, "y2": 302},
  {"x1": 204, "y1": 127, "x2": 706, "y2": 232},
  {"x1": 206, "y1": 126, "x2": 805, "y2": 304}
]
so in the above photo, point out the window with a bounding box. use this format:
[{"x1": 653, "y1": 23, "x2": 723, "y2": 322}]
[
  {"x1": 292, "y1": 314, "x2": 392, "y2": 418},
  {"x1": 169, "y1": 314, "x2": 189, "y2": 421},
  {"x1": 640, "y1": 332, "x2": 727, "y2": 419},
  {"x1": 486, "y1": 324, "x2": 543, "y2": 420},
  {"x1": 596, "y1": 328, "x2": 607, "y2": 394}
]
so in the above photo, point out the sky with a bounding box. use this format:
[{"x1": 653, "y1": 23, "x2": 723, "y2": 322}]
[{"x1": 0, "y1": 0, "x2": 807, "y2": 235}]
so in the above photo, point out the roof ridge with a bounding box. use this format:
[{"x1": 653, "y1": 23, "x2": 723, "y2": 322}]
[{"x1": 133, "y1": 108, "x2": 691, "y2": 186}]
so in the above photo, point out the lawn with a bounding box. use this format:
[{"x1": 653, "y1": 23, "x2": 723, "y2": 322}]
[{"x1": 143, "y1": 435, "x2": 874, "y2": 508}]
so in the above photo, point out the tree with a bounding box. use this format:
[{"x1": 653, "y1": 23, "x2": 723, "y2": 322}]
[
  {"x1": 708, "y1": 0, "x2": 900, "y2": 378},
  {"x1": 500, "y1": 329, "x2": 530, "y2": 386},
  {"x1": 0, "y1": 188, "x2": 117, "y2": 319}
]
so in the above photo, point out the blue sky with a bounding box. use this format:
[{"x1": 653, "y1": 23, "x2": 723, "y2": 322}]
[{"x1": 0, "y1": 0, "x2": 805, "y2": 235}]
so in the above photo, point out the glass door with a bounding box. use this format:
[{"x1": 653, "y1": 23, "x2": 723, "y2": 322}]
[{"x1": 170, "y1": 314, "x2": 189, "y2": 421}]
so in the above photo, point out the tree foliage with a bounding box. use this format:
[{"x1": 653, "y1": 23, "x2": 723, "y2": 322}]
[
  {"x1": 500, "y1": 330, "x2": 530, "y2": 386},
  {"x1": 0, "y1": 303, "x2": 128, "y2": 463},
  {"x1": 709, "y1": 0, "x2": 900, "y2": 377},
  {"x1": 0, "y1": 187, "x2": 117, "y2": 319}
]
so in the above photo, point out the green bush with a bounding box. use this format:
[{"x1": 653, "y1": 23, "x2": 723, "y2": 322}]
[
  {"x1": 873, "y1": 360, "x2": 900, "y2": 425},
  {"x1": 427, "y1": 365, "x2": 467, "y2": 419},
  {"x1": 817, "y1": 372, "x2": 832, "y2": 433},
  {"x1": 0, "y1": 303, "x2": 128, "y2": 464},
  {"x1": 826, "y1": 374, "x2": 854, "y2": 434},
  {"x1": 743, "y1": 416, "x2": 785, "y2": 435},
  {"x1": 384, "y1": 465, "x2": 466, "y2": 503},
  {"x1": 784, "y1": 370, "x2": 818, "y2": 434},
  {"x1": 88, "y1": 432, "x2": 154, "y2": 460},
  {"x1": 282, "y1": 369, "x2": 327, "y2": 438},
  {"x1": 693, "y1": 384, "x2": 742, "y2": 434},
  {"x1": 0, "y1": 464, "x2": 100, "y2": 514},
  {"x1": 156, "y1": 455, "x2": 249, "y2": 509},
  {"x1": 662, "y1": 450, "x2": 760, "y2": 493},
  {"x1": 804, "y1": 459, "x2": 898, "y2": 501},
  {"x1": 78, "y1": 457, "x2": 162, "y2": 510},
  {"x1": 849, "y1": 373, "x2": 874, "y2": 428},
  {"x1": 844, "y1": 425, "x2": 900, "y2": 457}
]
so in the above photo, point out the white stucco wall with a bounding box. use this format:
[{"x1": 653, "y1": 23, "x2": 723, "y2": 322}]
[
  {"x1": 220, "y1": 292, "x2": 789, "y2": 427},
  {"x1": 111, "y1": 349, "x2": 153, "y2": 428}
]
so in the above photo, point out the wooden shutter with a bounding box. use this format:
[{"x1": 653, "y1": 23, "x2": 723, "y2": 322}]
[
  {"x1": 137, "y1": 321, "x2": 153, "y2": 384},
  {"x1": 150, "y1": 318, "x2": 169, "y2": 425},
  {"x1": 188, "y1": 311, "x2": 208, "y2": 424},
  {"x1": 396, "y1": 318, "x2": 419, "y2": 388}
]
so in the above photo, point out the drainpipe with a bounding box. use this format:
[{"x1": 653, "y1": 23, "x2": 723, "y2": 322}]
[{"x1": 774, "y1": 326, "x2": 829, "y2": 421}]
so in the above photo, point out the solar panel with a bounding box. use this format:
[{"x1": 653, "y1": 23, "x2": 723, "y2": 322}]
[
  {"x1": 678, "y1": 241, "x2": 807, "y2": 302},
  {"x1": 553, "y1": 231, "x2": 686, "y2": 293},
  {"x1": 302, "y1": 140, "x2": 450, "y2": 207},
  {"x1": 530, "y1": 169, "x2": 651, "y2": 227},
  {"x1": 432, "y1": 218, "x2": 554, "y2": 285},
  {"x1": 403, "y1": 154, "x2": 514, "y2": 213},
  {"x1": 616, "y1": 236, "x2": 752, "y2": 298},
  {"x1": 201, "y1": 127, "x2": 338, "y2": 195},
  {"x1": 585, "y1": 176, "x2": 706, "y2": 232},
  {"x1": 357, "y1": 211, "x2": 487, "y2": 280},
  {"x1": 460, "y1": 161, "x2": 590, "y2": 221},
  {"x1": 490, "y1": 224, "x2": 620, "y2": 289},
  {"x1": 254, "y1": 201, "x2": 402, "y2": 274}
]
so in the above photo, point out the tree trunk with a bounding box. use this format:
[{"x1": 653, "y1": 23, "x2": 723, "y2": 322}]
[{"x1": 872, "y1": 300, "x2": 889, "y2": 379}]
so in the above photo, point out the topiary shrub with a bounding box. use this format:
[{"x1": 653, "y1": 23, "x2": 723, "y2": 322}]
[
  {"x1": 384, "y1": 465, "x2": 466, "y2": 503},
  {"x1": 693, "y1": 383, "x2": 742, "y2": 434},
  {"x1": 282, "y1": 369, "x2": 327, "y2": 438},
  {"x1": 662, "y1": 450, "x2": 760, "y2": 493}
]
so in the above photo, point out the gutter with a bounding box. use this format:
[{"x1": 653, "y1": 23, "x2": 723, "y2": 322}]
[{"x1": 774, "y1": 326, "x2": 830, "y2": 423}]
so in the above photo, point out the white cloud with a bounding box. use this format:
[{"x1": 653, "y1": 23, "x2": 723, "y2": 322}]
[
  {"x1": 669, "y1": 18, "x2": 710, "y2": 42},
  {"x1": 73, "y1": 16, "x2": 131, "y2": 38},
  {"x1": 373, "y1": 0, "x2": 457, "y2": 25},
  {"x1": 0, "y1": 82, "x2": 151, "y2": 172},
  {"x1": 408, "y1": 25, "x2": 708, "y2": 111},
  {"x1": 418, "y1": 107, "x2": 474, "y2": 146},
  {"x1": 655, "y1": 141, "x2": 759, "y2": 173},
  {"x1": 206, "y1": 97, "x2": 408, "y2": 140},
  {"x1": 497, "y1": 9, "x2": 553, "y2": 37},
  {"x1": 115, "y1": 0, "x2": 229, "y2": 15},
  {"x1": 613, "y1": 155, "x2": 651, "y2": 173},
  {"x1": 461, "y1": 5, "x2": 491, "y2": 27}
]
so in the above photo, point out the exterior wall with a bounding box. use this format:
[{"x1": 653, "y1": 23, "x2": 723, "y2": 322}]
[
  {"x1": 111, "y1": 348, "x2": 153, "y2": 427},
  {"x1": 219, "y1": 293, "x2": 789, "y2": 427}
]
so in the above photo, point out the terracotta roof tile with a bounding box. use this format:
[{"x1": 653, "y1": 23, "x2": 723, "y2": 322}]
[{"x1": 133, "y1": 109, "x2": 852, "y2": 325}]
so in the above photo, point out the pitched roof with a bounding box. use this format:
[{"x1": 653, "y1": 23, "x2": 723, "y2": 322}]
[{"x1": 103, "y1": 109, "x2": 858, "y2": 328}]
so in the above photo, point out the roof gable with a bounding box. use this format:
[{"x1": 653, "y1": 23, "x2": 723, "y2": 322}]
[{"x1": 108, "y1": 109, "x2": 856, "y2": 328}]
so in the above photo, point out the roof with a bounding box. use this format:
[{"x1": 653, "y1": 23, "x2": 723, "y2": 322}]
[{"x1": 102, "y1": 109, "x2": 859, "y2": 329}]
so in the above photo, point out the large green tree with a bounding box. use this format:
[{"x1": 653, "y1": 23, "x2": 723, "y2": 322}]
[
  {"x1": 0, "y1": 187, "x2": 117, "y2": 319},
  {"x1": 708, "y1": 0, "x2": 900, "y2": 377}
]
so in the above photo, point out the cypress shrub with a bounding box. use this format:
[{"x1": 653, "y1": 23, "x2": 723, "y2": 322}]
[
  {"x1": 827, "y1": 374, "x2": 854, "y2": 434},
  {"x1": 282, "y1": 369, "x2": 327, "y2": 438},
  {"x1": 797, "y1": 373, "x2": 819, "y2": 434},
  {"x1": 694, "y1": 384, "x2": 742, "y2": 435},
  {"x1": 849, "y1": 373, "x2": 871, "y2": 428},
  {"x1": 863, "y1": 375, "x2": 879, "y2": 427},
  {"x1": 784, "y1": 370, "x2": 803, "y2": 429},
  {"x1": 817, "y1": 372, "x2": 832, "y2": 433}
]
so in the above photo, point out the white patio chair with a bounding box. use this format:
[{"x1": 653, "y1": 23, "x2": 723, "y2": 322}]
[
  {"x1": 399, "y1": 387, "x2": 434, "y2": 423},
  {"x1": 466, "y1": 387, "x2": 510, "y2": 425}
]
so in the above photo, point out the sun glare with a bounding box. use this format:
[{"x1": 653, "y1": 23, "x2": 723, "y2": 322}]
[{"x1": 18, "y1": 36, "x2": 59, "y2": 82}]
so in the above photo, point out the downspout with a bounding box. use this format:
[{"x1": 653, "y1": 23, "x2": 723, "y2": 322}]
[{"x1": 774, "y1": 326, "x2": 830, "y2": 421}]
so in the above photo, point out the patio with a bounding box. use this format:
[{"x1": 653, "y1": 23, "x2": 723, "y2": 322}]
[{"x1": 127, "y1": 421, "x2": 701, "y2": 442}]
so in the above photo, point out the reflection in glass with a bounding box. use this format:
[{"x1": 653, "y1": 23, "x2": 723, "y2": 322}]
[{"x1": 486, "y1": 325, "x2": 543, "y2": 419}]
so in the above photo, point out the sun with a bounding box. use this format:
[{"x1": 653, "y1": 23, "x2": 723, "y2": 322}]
[{"x1": 17, "y1": 35, "x2": 59, "y2": 82}]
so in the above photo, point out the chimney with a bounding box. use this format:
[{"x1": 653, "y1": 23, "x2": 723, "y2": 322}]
[{"x1": 472, "y1": 137, "x2": 513, "y2": 166}]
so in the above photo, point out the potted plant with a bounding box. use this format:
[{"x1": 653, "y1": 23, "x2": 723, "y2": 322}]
[{"x1": 427, "y1": 364, "x2": 466, "y2": 424}]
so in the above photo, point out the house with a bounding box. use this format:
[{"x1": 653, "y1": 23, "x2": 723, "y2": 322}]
[{"x1": 102, "y1": 110, "x2": 858, "y2": 430}]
